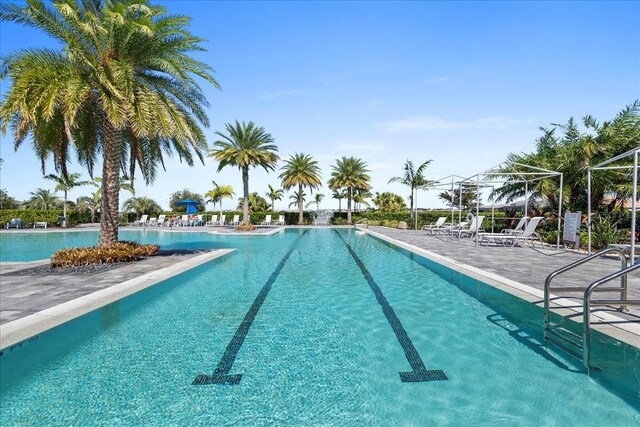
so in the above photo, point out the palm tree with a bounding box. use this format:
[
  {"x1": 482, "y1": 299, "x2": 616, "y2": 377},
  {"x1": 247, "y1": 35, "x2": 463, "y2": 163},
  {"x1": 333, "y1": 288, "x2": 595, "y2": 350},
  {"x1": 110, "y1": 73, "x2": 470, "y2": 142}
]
[
  {"x1": 93, "y1": 176, "x2": 135, "y2": 197},
  {"x1": 237, "y1": 192, "x2": 270, "y2": 212},
  {"x1": 209, "y1": 121, "x2": 279, "y2": 224},
  {"x1": 265, "y1": 184, "x2": 284, "y2": 212},
  {"x1": 305, "y1": 193, "x2": 325, "y2": 212},
  {"x1": 373, "y1": 192, "x2": 406, "y2": 212},
  {"x1": 205, "y1": 181, "x2": 235, "y2": 218},
  {"x1": 328, "y1": 157, "x2": 371, "y2": 224},
  {"x1": 1, "y1": 1, "x2": 218, "y2": 246},
  {"x1": 388, "y1": 160, "x2": 433, "y2": 218},
  {"x1": 353, "y1": 190, "x2": 371, "y2": 212},
  {"x1": 77, "y1": 191, "x2": 101, "y2": 223},
  {"x1": 24, "y1": 188, "x2": 60, "y2": 210},
  {"x1": 122, "y1": 197, "x2": 162, "y2": 217},
  {"x1": 44, "y1": 172, "x2": 93, "y2": 227},
  {"x1": 289, "y1": 190, "x2": 307, "y2": 209},
  {"x1": 279, "y1": 153, "x2": 322, "y2": 224},
  {"x1": 332, "y1": 189, "x2": 347, "y2": 213}
]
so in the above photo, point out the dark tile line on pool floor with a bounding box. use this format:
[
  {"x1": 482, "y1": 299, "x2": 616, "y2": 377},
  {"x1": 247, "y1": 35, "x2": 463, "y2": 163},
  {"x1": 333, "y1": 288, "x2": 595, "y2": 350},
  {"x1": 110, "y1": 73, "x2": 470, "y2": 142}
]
[
  {"x1": 192, "y1": 229, "x2": 309, "y2": 385},
  {"x1": 333, "y1": 230, "x2": 447, "y2": 383}
]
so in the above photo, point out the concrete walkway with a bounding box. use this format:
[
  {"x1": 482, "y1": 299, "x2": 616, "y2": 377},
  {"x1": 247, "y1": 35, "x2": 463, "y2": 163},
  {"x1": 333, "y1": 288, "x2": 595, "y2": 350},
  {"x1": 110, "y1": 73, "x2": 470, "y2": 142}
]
[{"x1": 365, "y1": 226, "x2": 640, "y2": 318}]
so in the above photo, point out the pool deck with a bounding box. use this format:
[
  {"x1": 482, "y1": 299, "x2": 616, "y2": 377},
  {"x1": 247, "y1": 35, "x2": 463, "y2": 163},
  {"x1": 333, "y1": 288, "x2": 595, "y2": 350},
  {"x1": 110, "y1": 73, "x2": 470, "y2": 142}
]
[{"x1": 361, "y1": 226, "x2": 640, "y2": 344}]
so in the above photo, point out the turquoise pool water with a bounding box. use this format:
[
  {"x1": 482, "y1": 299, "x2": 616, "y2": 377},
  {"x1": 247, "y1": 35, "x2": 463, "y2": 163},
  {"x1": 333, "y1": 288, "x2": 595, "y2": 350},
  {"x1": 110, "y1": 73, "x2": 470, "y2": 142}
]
[
  {"x1": 1, "y1": 229, "x2": 639, "y2": 425},
  {"x1": 0, "y1": 229, "x2": 232, "y2": 261}
]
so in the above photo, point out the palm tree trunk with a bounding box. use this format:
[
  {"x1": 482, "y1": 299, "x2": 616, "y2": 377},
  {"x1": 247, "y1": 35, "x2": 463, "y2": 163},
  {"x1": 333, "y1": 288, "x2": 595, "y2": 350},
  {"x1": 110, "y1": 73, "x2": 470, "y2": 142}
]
[
  {"x1": 338, "y1": 198, "x2": 342, "y2": 213},
  {"x1": 347, "y1": 187, "x2": 353, "y2": 224},
  {"x1": 242, "y1": 166, "x2": 249, "y2": 224},
  {"x1": 409, "y1": 189, "x2": 414, "y2": 218},
  {"x1": 272, "y1": 199, "x2": 275, "y2": 212},
  {"x1": 63, "y1": 190, "x2": 68, "y2": 228},
  {"x1": 298, "y1": 183, "x2": 304, "y2": 224},
  {"x1": 99, "y1": 122, "x2": 120, "y2": 247}
]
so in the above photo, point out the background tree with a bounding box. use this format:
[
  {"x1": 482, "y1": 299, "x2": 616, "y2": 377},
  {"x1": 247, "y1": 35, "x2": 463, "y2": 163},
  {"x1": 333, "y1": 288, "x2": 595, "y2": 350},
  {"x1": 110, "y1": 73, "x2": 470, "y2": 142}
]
[
  {"x1": 266, "y1": 184, "x2": 284, "y2": 212},
  {"x1": 210, "y1": 121, "x2": 279, "y2": 224},
  {"x1": 169, "y1": 189, "x2": 205, "y2": 213},
  {"x1": 373, "y1": 192, "x2": 406, "y2": 212},
  {"x1": 44, "y1": 172, "x2": 93, "y2": 226},
  {"x1": 332, "y1": 189, "x2": 347, "y2": 213},
  {"x1": 93, "y1": 176, "x2": 135, "y2": 197},
  {"x1": 24, "y1": 188, "x2": 61, "y2": 210},
  {"x1": 0, "y1": 189, "x2": 20, "y2": 209},
  {"x1": 289, "y1": 190, "x2": 307, "y2": 209},
  {"x1": 388, "y1": 160, "x2": 433, "y2": 217},
  {"x1": 279, "y1": 153, "x2": 322, "y2": 224},
  {"x1": 237, "y1": 192, "x2": 270, "y2": 212},
  {"x1": 123, "y1": 197, "x2": 162, "y2": 217},
  {"x1": 438, "y1": 188, "x2": 479, "y2": 211},
  {"x1": 305, "y1": 193, "x2": 325, "y2": 212},
  {"x1": 205, "y1": 181, "x2": 235, "y2": 218},
  {"x1": 1, "y1": 0, "x2": 218, "y2": 246},
  {"x1": 328, "y1": 157, "x2": 371, "y2": 224},
  {"x1": 77, "y1": 191, "x2": 101, "y2": 223},
  {"x1": 353, "y1": 190, "x2": 371, "y2": 212}
]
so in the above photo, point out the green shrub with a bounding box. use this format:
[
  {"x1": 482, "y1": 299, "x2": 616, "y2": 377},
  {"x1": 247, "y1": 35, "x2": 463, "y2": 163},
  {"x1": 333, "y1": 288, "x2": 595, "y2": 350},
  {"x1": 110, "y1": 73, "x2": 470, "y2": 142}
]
[
  {"x1": 51, "y1": 241, "x2": 159, "y2": 267},
  {"x1": 591, "y1": 214, "x2": 626, "y2": 250}
]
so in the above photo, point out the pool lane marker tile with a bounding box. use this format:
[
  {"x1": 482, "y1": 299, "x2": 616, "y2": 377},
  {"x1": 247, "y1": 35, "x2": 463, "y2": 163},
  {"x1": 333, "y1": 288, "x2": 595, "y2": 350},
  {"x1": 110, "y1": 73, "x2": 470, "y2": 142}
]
[
  {"x1": 193, "y1": 229, "x2": 308, "y2": 386},
  {"x1": 334, "y1": 230, "x2": 447, "y2": 383}
]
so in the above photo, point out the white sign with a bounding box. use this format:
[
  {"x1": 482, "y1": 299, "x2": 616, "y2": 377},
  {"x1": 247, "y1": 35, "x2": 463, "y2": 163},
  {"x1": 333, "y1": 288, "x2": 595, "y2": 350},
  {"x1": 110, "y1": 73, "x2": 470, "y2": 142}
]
[{"x1": 563, "y1": 211, "x2": 581, "y2": 244}]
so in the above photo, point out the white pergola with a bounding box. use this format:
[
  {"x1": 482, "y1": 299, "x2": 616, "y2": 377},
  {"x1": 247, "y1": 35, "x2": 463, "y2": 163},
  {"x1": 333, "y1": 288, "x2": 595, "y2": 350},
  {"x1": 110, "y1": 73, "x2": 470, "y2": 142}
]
[
  {"x1": 460, "y1": 161, "x2": 564, "y2": 248},
  {"x1": 587, "y1": 146, "x2": 640, "y2": 265}
]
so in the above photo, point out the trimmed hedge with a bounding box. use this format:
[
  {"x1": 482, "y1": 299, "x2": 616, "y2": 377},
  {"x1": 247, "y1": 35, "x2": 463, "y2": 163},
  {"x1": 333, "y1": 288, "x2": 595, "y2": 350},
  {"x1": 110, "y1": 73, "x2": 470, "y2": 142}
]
[{"x1": 0, "y1": 209, "x2": 91, "y2": 227}]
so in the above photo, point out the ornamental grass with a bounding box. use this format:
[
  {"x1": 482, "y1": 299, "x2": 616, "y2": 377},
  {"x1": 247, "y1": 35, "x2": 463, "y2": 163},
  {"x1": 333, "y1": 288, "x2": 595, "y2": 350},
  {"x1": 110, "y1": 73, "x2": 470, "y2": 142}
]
[{"x1": 51, "y1": 241, "x2": 159, "y2": 267}]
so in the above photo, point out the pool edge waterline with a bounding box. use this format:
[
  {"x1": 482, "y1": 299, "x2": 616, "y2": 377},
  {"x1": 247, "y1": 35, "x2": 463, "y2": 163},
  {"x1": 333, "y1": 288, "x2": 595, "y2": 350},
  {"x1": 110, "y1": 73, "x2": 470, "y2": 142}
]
[{"x1": 0, "y1": 249, "x2": 235, "y2": 351}]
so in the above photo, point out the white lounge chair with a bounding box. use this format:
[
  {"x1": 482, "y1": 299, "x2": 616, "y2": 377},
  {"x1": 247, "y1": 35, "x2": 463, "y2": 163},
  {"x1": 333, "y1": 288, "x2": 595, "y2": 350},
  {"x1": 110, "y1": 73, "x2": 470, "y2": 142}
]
[
  {"x1": 178, "y1": 214, "x2": 189, "y2": 226},
  {"x1": 442, "y1": 221, "x2": 468, "y2": 236},
  {"x1": 231, "y1": 214, "x2": 240, "y2": 226},
  {"x1": 422, "y1": 217, "x2": 447, "y2": 235},
  {"x1": 207, "y1": 214, "x2": 218, "y2": 226},
  {"x1": 195, "y1": 214, "x2": 203, "y2": 226},
  {"x1": 155, "y1": 215, "x2": 166, "y2": 227},
  {"x1": 455, "y1": 215, "x2": 485, "y2": 238},
  {"x1": 502, "y1": 216, "x2": 529, "y2": 235},
  {"x1": 134, "y1": 214, "x2": 148, "y2": 227},
  {"x1": 219, "y1": 214, "x2": 226, "y2": 226},
  {"x1": 479, "y1": 216, "x2": 544, "y2": 247},
  {"x1": 147, "y1": 217, "x2": 157, "y2": 226},
  {"x1": 261, "y1": 214, "x2": 272, "y2": 225}
]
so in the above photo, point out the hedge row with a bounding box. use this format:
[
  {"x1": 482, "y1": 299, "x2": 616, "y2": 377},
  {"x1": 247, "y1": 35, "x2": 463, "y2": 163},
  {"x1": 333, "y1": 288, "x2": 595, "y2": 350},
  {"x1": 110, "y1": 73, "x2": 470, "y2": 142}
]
[{"x1": 0, "y1": 210, "x2": 92, "y2": 227}]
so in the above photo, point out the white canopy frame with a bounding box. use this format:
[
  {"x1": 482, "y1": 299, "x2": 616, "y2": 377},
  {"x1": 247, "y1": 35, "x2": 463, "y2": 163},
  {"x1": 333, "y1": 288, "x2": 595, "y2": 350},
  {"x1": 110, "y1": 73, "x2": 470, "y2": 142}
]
[
  {"x1": 461, "y1": 161, "x2": 564, "y2": 248},
  {"x1": 587, "y1": 147, "x2": 640, "y2": 265}
]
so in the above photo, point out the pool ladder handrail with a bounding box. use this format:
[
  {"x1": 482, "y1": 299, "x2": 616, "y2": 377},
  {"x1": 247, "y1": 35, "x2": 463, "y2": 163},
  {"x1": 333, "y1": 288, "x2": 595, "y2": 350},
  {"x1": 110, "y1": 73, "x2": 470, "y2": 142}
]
[
  {"x1": 543, "y1": 247, "x2": 640, "y2": 369},
  {"x1": 354, "y1": 218, "x2": 370, "y2": 229}
]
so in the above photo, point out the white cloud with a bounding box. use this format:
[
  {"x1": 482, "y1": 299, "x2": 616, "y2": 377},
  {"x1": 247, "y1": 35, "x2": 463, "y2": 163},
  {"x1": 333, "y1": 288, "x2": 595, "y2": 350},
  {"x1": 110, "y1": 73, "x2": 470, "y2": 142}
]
[
  {"x1": 377, "y1": 115, "x2": 534, "y2": 132},
  {"x1": 258, "y1": 89, "x2": 307, "y2": 100}
]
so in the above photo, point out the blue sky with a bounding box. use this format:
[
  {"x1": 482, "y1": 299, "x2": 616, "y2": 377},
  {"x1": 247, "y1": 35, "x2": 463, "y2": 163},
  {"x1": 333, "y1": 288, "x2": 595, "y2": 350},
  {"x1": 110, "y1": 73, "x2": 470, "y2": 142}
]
[{"x1": 1, "y1": 1, "x2": 639, "y2": 210}]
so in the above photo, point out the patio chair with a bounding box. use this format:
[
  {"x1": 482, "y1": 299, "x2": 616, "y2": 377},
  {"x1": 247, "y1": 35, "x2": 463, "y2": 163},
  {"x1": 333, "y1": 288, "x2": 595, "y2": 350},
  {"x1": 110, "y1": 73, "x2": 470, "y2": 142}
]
[
  {"x1": 442, "y1": 221, "x2": 468, "y2": 236},
  {"x1": 147, "y1": 217, "x2": 158, "y2": 226},
  {"x1": 206, "y1": 214, "x2": 218, "y2": 226},
  {"x1": 134, "y1": 215, "x2": 148, "y2": 227},
  {"x1": 195, "y1": 215, "x2": 204, "y2": 226},
  {"x1": 276, "y1": 215, "x2": 285, "y2": 225},
  {"x1": 5, "y1": 218, "x2": 22, "y2": 229},
  {"x1": 422, "y1": 217, "x2": 447, "y2": 235},
  {"x1": 231, "y1": 214, "x2": 240, "y2": 226},
  {"x1": 155, "y1": 215, "x2": 166, "y2": 227},
  {"x1": 501, "y1": 216, "x2": 529, "y2": 235},
  {"x1": 478, "y1": 216, "x2": 544, "y2": 247},
  {"x1": 219, "y1": 214, "x2": 226, "y2": 226},
  {"x1": 178, "y1": 214, "x2": 189, "y2": 226},
  {"x1": 455, "y1": 215, "x2": 485, "y2": 238},
  {"x1": 261, "y1": 214, "x2": 272, "y2": 225}
]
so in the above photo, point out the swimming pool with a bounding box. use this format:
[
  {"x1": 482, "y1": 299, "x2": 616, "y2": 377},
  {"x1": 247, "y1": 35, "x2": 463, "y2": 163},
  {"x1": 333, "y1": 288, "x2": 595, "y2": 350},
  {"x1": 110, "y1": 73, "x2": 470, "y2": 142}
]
[{"x1": 1, "y1": 229, "x2": 639, "y2": 425}]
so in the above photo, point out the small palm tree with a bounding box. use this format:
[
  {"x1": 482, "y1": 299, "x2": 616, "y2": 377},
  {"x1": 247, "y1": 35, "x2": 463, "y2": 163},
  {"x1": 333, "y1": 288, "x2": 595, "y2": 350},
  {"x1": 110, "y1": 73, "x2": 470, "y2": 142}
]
[
  {"x1": 388, "y1": 160, "x2": 433, "y2": 218},
  {"x1": 332, "y1": 189, "x2": 347, "y2": 213},
  {"x1": 237, "y1": 192, "x2": 270, "y2": 212},
  {"x1": 289, "y1": 190, "x2": 307, "y2": 209},
  {"x1": 44, "y1": 172, "x2": 93, "y2": 227},
  {"x1": 122, "y1": 197, "x2": 162, "y2": 217},
  {"x1": 305, "y1": 193, "x2": 325, "y2": 212},
  {"x1": 209, "y1": 121, "x2": 279, "y2": 224},
  {"x1": 265, "y1": 184, "x2": 284, "y2": 212},
  {"x1": 328, "y1": 157, "x2": 371, "y2": 224},
  {"x1": 205, "y1": 181, "x2": 235, "y2": 218},
  {"x1": 279, "y1": 153, "x2": 322, "y2": 224},
  {"x1": 24, "y1": 188, "x2": 60, "y2": 210},
  {"x1": 77, "y1": 191, "x2": 101, "y2": 223}
]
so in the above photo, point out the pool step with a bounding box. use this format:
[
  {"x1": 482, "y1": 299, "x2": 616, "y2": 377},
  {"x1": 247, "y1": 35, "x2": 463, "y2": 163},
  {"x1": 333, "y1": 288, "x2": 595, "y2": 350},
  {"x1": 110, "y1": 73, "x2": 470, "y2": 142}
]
[{"x1": 545, "y1": 323, "x2": 583, "y2": 360}]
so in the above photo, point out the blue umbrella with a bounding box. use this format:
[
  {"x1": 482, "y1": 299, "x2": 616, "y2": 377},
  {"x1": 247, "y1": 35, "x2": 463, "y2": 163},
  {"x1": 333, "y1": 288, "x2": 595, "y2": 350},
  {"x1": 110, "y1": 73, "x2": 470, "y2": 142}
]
[{"x1": 175, "y1": 199, "x2": 200, "y2": 214}]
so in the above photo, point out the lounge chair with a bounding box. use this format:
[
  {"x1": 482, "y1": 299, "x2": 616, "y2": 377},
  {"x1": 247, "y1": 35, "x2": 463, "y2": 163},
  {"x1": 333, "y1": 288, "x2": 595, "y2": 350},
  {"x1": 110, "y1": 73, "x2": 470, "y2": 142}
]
[
  {"x1": 442, "y1": 221, "x2": 468, "y2": 236},
  {"x1": 195, "y1": 214, "x2": 203, "y2": 226},
  {"x1": 155, "y1": 215, "x2": 166, "y2": 227},
  {"x1": 206, "y1": 214, "x2": 218, "y2": 226},
  {"x1": 261, "y1": 214, "x2": 272, "y2": 225},
  {"x1": 134, "y1": 215, "x2": 148, "y2": 227},
  {"x1": 5, "y1": 218, "x2": 22, "y2": 229},
  {"x1": 479, "y1": 216, "x2": 544, "y2": 247},
  {"x1": 276, "y1": 215, "x2": 285, "y2": 225},
  {"x1": 231, "y1": 214, "x2": 240, "y2": 226},
  {"x1": 178, "y1": 214, "x2": 189, "y2": 226},
  {"x1": 455, "y1": 215, "x2": 485, "y2": 238},
  {"x1": 148, "y1": 217, "x2": 158, "y2": 226},
  {"x1": 501, "y1": 216, "x2": 529, "y2": 235},
  {"x1": 219, "y1": 214, "x2": 226, "y2": 226},
  {"x1": 422, "y1": 217, "x2": 447, "y2": 235}
]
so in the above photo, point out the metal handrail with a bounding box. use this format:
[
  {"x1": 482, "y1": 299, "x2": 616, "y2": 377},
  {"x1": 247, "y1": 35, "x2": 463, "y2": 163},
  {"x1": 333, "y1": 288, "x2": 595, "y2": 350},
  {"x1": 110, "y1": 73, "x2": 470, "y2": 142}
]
[
  {"x1": 354, "y1": 218, "x2": 370, "y2": 229},
  {"x1": 583, "y1": 263, "x2": 640, "y2": 369},
  {"x1": 544, "y1": 248, "x2": 628, "y2": 338}
]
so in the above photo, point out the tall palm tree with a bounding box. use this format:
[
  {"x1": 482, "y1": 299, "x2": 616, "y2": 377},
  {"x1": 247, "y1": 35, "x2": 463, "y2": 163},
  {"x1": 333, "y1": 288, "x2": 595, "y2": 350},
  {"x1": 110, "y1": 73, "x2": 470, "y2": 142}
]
[
  {"x1": 205, "y1": 181, "x2": 235, "y2": 218},
  {"x1": 265, "y1": 184, "x2": 284, "y2": 212},
  {"x1": 332, "y1": 189, "x2": 347, "y2": 213},
  {"x1": 388, "y1": 160, "x2": 433, "y2": 217},
  {"x1": 1, "y1": 0, "x2": 218, "y2": 246},
  {"x1": 209, "y1": 121, "x2": 279, "y2": 224},
  {"x1": 44, "y1": 172, "x2": 93, "y2": 227},
  {"x1": 328, "y1": 157, "x2": 371, "y2": 224},
  {"x1": 24, "y1": 188, "x2": 60, "y2": 210},
  {"x1": 305, "y1": 193, "x2": 325, "y2": 212},
  {"x1": 77, "y1": 191, "x2": 101, "y2": 223},
  {"x1": 279, "y1": 153, "x2": 322, "y2": 224}
]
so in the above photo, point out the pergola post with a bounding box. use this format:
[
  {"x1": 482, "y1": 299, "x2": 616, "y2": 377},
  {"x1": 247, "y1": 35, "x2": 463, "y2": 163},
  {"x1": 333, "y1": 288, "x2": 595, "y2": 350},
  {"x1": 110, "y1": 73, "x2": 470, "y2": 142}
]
[
  {"x1": 631, "y1": 150, "x2": 638, "y2": 266},
  {"x1": 557, "y1": 173, "x2": 563, "y2": 250}
]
